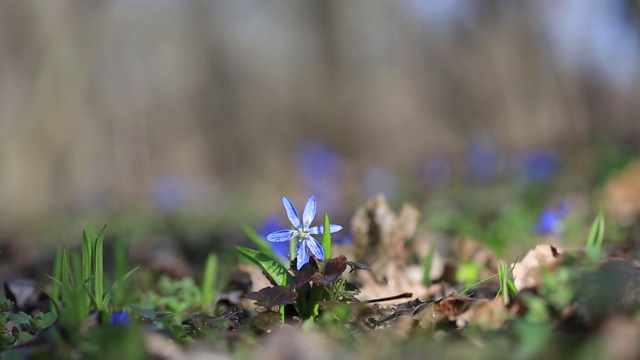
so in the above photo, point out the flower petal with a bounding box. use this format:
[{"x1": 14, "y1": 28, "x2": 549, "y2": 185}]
[
  {"x1": 305, "y1": 237, "x2": 325, "y2": 261},
  {"x1": 302, "y1": 195, "x2": 317, "y2": 229},
  {"x1": 308, "y1": 224, "x2": 343, "y2": 235},
  {"x1": 266, "y1": 229, "x2": 296, "y2": 242},
  {"x1": 282, "y1": 197, "x2": 301, "y2": 228},
  {"x1": 296, "y1": 240, "x2": 310, "y2": 270}
]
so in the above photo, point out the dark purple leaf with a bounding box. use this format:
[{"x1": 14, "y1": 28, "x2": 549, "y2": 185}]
[
  {"x1": 346, "y1": 260, "x2": 371, "y2": 273},
  {"x1": 244, "y1": 285, "x2": 298, "y2": 309},
  {"x1": 312, "y1": 256, "x2": 347, "y2": 285},
  {"x1": 296, "y1": 262, "x2": 318, "y2": 287}
]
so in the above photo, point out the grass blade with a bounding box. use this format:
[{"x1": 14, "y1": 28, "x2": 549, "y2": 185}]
[
  {"x1": 321, "y1": 214, "x2": 332, "y2": 260},
  {"x1": 94, "y1": 224, "x2": 107, "y2": 310},
  {"x1": 201, "y1": 253, "x2": 218, "y2": 313}
]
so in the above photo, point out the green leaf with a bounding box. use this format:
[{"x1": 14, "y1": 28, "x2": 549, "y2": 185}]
[
  {"x1": 94, "y1": 224, "x2": 107, "y2": 310},
  {"x1": 201, "y1": 253, "x2": 218, "y2": 312},
  {"x1": 33, "y1": 284, "x2": 61, "y2": 319},
  {"x1": 322, "y1": 214, "x2": 332, "y2": 260},
  {"x1": 236, "y1": 246, "x2": 294, "y2": 286},
  {"x1": 242, "y1": 225, "x2": 288, "y2": 267},
  {"x1": 34, "y1": 312, "x2": 57, "y2": 329},
  {"x1": 586, "y1": 212, "x2": 605, "y2": 261},
  {"x1": 82, "y1": 226, "x2": 96, "y2": 285},
  {"x1": 422, "y1": 245, "x2": 435, "y2": 286},
  {"x1": 68, "y1": 271, "x2": 99, "y2": 311},
  {"x1": 103, "y1": 265, "x2": 140, "y2": 307},
  {"x1": 9, "y1": 312, "x2": 31, "y2": 325},
  {"x1": 51, "y1": 247, "x2": 62, "y2": 315},
  {"x1": 61, "y1": 250, "x2": 71, "y2": 307}
]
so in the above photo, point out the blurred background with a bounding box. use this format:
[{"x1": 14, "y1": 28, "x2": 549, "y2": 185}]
[{"x1": 0, "y1": 0, "x2": 639, "y2": 236}]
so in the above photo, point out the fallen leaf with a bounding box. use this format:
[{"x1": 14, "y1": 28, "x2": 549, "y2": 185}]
[
  {"x1": 351, "y1": 195, "x2": 420, "y2": 268},
  {"x1": 512, "y1": 244, "x2": 562, "y2": 291},
  {"x1": 244, "y1": 285, "x2": 298, "y2": 309},
  {"x1": 605, "y1": 160, "x2": 640, "y2": 225}
]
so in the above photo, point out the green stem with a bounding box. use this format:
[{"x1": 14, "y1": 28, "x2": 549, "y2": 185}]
[{"x1": 290, "y1": 237, "x2": 297, "y2": 262}]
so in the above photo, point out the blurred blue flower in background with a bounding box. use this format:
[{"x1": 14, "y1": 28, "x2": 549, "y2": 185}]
[
  {"x1": 296, "y1": 141, "x2": 344, "y2": 214},
  {"x1": 519, "y1": 149, "x2": 561, "y2": 183},
  {"x1": 420, "y1": 156, "x2": 451, "y2": 185},
  {"x1": 466, "y1": 138, "x2": 501, "y2": 181},
  {"x1": 151, "y1": 175, "x2": 186, "y2": 213},
  {"x1": 258, "y1": 214, "x2": 289, "y2": 259},
  {"x1": 265, "y1": 196, "x2": 343, "y2": 270},
  {"x1": 537, "y1": 202, "x2": 570, "y2": 236},
  {"x1": 110, "y1": 310, "x2": 130, "y2": 326}
]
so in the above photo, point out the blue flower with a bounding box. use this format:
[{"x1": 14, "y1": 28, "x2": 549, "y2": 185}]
[
  {"x1": 536, "y1": 202, "x2": 570, "y2": 236},
  {"x1": 466, "y1": 138, "x2": 500, "y2": 181},
  {"x1": 110, "y1": 310, "x2": 130, "y2": 326},
  {"x1": 266, "y1": 196, "x2": 343, "y2": 270},
  {"x1": 520, "y1": 149, "x2": 561, "y2": 183}
]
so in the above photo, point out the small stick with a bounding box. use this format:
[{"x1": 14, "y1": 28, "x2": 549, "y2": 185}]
[{"x1": 361, "y1": 292, "x2": 413, "y2": 304}]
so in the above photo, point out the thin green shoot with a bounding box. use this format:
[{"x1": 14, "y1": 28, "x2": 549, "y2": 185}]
[
  {"x1": 321, "y1": 214, "x2": 332, "y2": 261},
  {"x1": 81, "y1": 227, "x2": 95, "y2": 309},
  {"x1": 50, "y1": 247, "x2": 62, "y2": 316},
  {"x1": 459, "y1": 273, "x2": 499, "y2": 297},
  {"x1": 200, "y1": 253, "x2": 219, "y2": 314},
  {"x1": 422, "y1": 245, "x2": 435, "y2": 286},
  {"x1": 93, "y1": 224, "x2": 107, "y2": 311},
  {"x1": 585, "y1": 212, "x2": 605, "y2": 261},
  {"x1": 495, "y1": 261, "x2": 518, "y2": 305}
]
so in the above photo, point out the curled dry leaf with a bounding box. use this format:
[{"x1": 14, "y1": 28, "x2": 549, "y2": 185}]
[
  {"x1": 512, "y1": 244, "x2": 562, "y2": 291},
  {"x1": 312, "y1": 257, "x2": 348, "y2": 285},
  {"x1": 351, "y1": 195, "x2": 420, "y2": 267},
  {"x1": 244, "y1": 285, "x2": 298, "y2": 310},
  {"x1": 605, "y1": 160, "x2": 640, "y2": 225}
]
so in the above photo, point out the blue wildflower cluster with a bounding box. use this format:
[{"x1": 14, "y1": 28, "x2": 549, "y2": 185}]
[
  {"x1": 110, "y1": 310, "x2": 130, "y2": 326},
  {"x1": 537, "y1": 202, "x2": 570, "y2": 236},
  {"x1": 265, "y1": 196, "x2": 343, "y2": 270}
]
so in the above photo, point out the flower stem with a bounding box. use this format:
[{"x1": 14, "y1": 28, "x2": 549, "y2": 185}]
[{"x1": 289, "y1": 237, "x2": 297, "y2": 262}]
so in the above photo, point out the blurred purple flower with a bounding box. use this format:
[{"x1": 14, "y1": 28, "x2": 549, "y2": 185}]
[
  {"x1": 520, "y1": 149, "x2": 561, "y2": 182},
  {"x1": 420, "y1": 156, "x2": 451, "y2": 185},
  {"x1": 537, "y1": 202, "x2": 570, "y2": 236},
  {"x1": 296, "y1": 141, "x2": 344, "y2": 214},
  {"x1": 258, "y1": 214, "x2": 289, "y2": 259},
  {"x1": 151, "y1": 175, "x2": 185, "y2": 213},
  {"x1": 466, "y1": 138, "x2": 500, "y2": 181},
  {"x1": 110, "y1": 310, "x2": 130, "y2": 326},
  {"x1": 265, "y1": 196, "x2": 343, "y2": 270}
]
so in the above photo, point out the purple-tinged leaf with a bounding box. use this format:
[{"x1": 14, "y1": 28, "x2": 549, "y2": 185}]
[{"x1": 244, "y1": 285, "x2": 298, "y2": 309}]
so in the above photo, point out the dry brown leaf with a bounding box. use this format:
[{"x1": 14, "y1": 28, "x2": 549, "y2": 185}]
[
  {"x1": 512, "y1": 244, "x2": 562, "y2": 291},
  {"x1": 605, "y1": 160, "x2": 640, "y2": 225},
  {"x1": 454, "y1": 298, "x2": 507, "y2": 330},
  {"x1": 454, "y1": 236, "x2": 501, "y2": 277},
  {"x1": 356, "y1": 262, "x2": 427, "y2": 306},
  {"x1": 351, "y1": 194, "x2": 420, "y2": 267}
]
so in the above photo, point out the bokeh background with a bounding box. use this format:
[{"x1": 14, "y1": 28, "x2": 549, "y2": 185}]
[{"x1": 1, "y1": 0, "x2": 639, "y2": 235}]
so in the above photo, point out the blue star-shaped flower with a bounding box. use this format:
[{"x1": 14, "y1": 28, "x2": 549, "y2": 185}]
[{"x1": 266, "y1": 196, "x2": 343, "y2": 270}]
